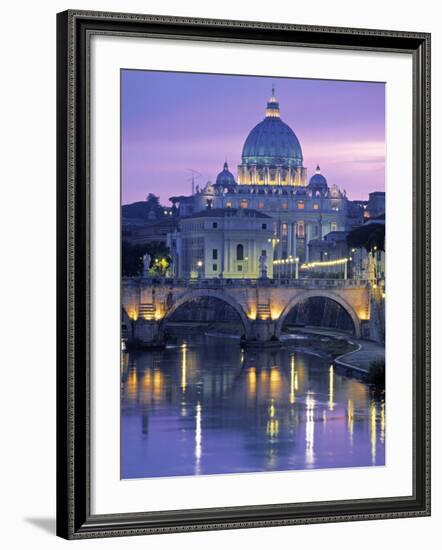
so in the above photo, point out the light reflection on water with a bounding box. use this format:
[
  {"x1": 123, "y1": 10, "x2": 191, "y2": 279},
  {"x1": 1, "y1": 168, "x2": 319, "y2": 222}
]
[{"x1": 121, "y1": 333, "x2": 385, "y2": 479}]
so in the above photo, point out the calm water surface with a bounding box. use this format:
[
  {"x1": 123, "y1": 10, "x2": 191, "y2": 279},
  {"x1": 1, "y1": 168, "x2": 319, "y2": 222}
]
[{"x1": 121, "y1": 333, "x2": 385, "y2": 479}]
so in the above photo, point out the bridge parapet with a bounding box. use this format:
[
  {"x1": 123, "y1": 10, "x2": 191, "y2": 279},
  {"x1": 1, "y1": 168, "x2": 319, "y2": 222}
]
[
  {"x1": 123, "y1": 276, "x2": 369, "y2": 290},
  {"x1": 122, "y1": 276, "x2": 370, "y2": 347}
]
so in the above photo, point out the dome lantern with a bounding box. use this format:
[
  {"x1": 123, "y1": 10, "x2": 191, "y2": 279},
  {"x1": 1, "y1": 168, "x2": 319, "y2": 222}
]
[
  {"x1": 238, "y1": 89, "x2": 305, "y2": 186},
  {"x1": 265, "y1": 86, "x2": 281, "y2": 118}
]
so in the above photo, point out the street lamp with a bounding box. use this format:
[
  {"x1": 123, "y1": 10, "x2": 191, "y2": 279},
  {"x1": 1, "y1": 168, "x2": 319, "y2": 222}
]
[
  {"x1": 243, "y1": 256, "x2": 249, "y2": 279},
  {"x1": 197, "y1": 260, "x2": 203, "y2": 279},
  {"x1": 268, "y1": 237, "x2": 280, "y2": 279}
]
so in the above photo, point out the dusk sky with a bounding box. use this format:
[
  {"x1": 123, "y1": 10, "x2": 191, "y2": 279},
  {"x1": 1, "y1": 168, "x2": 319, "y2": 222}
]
[{"x1": 121, "y1": 70, "x2": 385, "y2": 205}]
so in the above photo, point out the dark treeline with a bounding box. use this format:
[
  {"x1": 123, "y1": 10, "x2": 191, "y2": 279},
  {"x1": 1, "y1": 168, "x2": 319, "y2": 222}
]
[{"x1": 122, "y1": 240, "x2": 170, "y2": 277}]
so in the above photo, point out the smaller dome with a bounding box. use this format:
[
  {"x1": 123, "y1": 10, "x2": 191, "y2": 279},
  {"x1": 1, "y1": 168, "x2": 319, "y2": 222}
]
[
  {"x1": 309, "y1": 165, "x2": 328, "y2": 189},
  {"x1": 216, "y1": 161, "x2": 236, "y2": 187}
]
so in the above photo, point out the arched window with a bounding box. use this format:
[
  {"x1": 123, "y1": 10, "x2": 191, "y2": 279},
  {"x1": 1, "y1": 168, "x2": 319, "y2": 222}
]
[{"x1": 236, "y1": 244, "x2": 244, "y2": 261}]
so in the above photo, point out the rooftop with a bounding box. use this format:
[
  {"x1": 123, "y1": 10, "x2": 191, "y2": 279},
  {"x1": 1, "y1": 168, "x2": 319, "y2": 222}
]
[{"x1": 182, "y1": 208, "x2": 272, "y2": 220}]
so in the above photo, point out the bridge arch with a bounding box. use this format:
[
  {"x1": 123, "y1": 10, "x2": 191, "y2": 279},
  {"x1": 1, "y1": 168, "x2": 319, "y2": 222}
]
[
  {"x1": 160, "y1": 289, "x2": 252, "y2": 339},
  {"x1": 275, "y1": 290, "x2": 361, "y2": 339}
]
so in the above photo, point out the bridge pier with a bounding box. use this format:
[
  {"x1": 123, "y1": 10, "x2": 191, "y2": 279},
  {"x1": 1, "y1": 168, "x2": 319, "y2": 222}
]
[
  {"x1": 132, "y1": 318, "x2": 165, "y2": 349},
  {"x1": 244, "y1": 319, "x2": 280, "y2": 347}
]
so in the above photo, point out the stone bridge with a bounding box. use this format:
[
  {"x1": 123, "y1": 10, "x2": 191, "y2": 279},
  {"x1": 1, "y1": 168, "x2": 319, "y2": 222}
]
[{"x1": 122, "y1": 277, "x2": 372, "y2": 347}]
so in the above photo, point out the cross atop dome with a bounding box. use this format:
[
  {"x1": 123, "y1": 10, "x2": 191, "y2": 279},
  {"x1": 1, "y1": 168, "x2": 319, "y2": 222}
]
[{"x1": 266, "y1": 85, "x2": 280, "y2": 118}]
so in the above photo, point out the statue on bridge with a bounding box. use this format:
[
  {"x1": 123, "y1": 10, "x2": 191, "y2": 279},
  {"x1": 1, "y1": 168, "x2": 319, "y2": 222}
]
[
  {"x1": 259, "y1": 253, "x2": 268, "y2": 279},
  {"x1": 142, "y1": 253, "x2": 151, "y2": 277}
]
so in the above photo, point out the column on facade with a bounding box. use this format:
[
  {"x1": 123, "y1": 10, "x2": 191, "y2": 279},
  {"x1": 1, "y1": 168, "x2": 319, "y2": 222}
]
[
  {"x1": 292, "y1": 222, "x2": 297, "y2": 258},
  {"x1": 304, "y1": 223, "x2": 310, "y2": 262},
  {"x1": 224, "y1": 238, "x2": 229, "y2": 276},
  {"x1": 277, "y1": 220, "x2": 282, "y2": 260},
  {"x1": 287, "y1": 222, "x2": 292, "y2": 259}
]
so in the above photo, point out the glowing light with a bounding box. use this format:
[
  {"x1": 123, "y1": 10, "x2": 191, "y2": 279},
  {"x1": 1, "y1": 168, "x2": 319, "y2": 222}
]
[
  {"x1": 154, "y1": 307, "x2": 164, "y2": 321},
  {"x1": 195, "y1": 401, "x2": 202, "y2": 474},
  {"x1": 197, "y1": 260, "x2": 203, "y2": 268},
  {"x1": 370, "y1": 401, "x2": 377, "y2": 464},
  {"x1": 269, "y1": 366, "x2": 282, "y2": 397},
  {"x1": 127, "y1": 307, "x2": 138, "y2": 321},
  {"x1": 266, "y1": 398, "x2": 279, "y2": 439},
  {"x1": 153, "y1": 370, "x2": 163, "y2": 400},
  {"x1": 357, "y1": 308, "x2": 369, "y2": 321},
  {"x1": 247, "y1": 368, "x2": 257, "y2": 397},
  {"x1": 305, "y1": 392, "x2": 315, "y2": 466},
  {"x1": 127, "y1": 368, "x2": 137, "y2": 400},
  {"x1": 154, "y1": 257, "x2": 169, "y2": 273},
  {"x1": 347, "y1": 399, "x2": 354, "y2": 445},
  {"x1": 289, "y1": 354, "x2": 296, "y2": 404},
  {"x1": 270, "y1": 304, "x2": 284, "y2": 320},
  {"x1": 380, "y1": 400, "x2": 385, "y2": 444},
  {"x1": 328, "y1": 365, "x2": 335, "y2": 411},
  {"x1": 300, "y1": 258, "x2": 348, "y2": 269},
  {"x1": 181, "y1": 342, "x2": 187, "y2": 391},
  {"x1": 141, "y1": 369, "x2": 152, "y2": 403}
]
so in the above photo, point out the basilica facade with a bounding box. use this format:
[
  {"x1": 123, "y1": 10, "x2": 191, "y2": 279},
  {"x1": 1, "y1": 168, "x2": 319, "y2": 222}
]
[{"x1": 168, "y1": 90, "x2": 371, "y2": 279}]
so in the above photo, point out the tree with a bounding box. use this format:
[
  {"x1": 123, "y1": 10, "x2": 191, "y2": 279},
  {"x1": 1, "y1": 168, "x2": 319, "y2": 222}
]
[
  {"x1": 122, "y1": 240, "x2": 171, "y2": 276},
  {"x1": 146, "y1": 193, "x2": 160, "y2": 207},
  {"x1": 346, "y1": 223, "x2": 385, "y2": 252}
]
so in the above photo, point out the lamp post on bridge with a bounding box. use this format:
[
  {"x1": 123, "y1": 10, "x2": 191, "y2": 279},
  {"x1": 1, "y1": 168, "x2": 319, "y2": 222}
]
[
  {"x1": 197, "y1": 260, "x2": 203, "y2": 280},
  {"x1": 268, "y1": 237, "x2": 280, "y2": 280}
]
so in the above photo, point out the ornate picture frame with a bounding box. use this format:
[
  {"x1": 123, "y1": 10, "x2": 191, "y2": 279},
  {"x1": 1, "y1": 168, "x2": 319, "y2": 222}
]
[{"x1": 56, "y1": 10, "x2": 430, "y2": 539}]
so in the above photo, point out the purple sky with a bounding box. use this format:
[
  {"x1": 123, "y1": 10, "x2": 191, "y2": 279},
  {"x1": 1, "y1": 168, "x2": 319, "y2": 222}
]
[{"x1": 121, "y1": 70, "x2": 385, "y2": 205}]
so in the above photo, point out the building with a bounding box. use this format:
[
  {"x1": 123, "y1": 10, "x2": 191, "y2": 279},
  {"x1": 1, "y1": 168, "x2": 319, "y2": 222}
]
[
  {"x1": 127, "y1": 217, "x2": 178, "y2": 246},
  {"x1": 366, "y1": 192, "x2": 386, "y2": 218},
  {"x1": 165, "y1": 89, "x2": 382, "y2": 279},
  {"x1": 167, "y1": 208, "x2": 274, "y2": 279}
]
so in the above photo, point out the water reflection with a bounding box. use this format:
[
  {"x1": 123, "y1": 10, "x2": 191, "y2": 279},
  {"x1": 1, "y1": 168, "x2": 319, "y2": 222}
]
[
  {"x1": 305, "y1": 392, "x2": 315, "y2": 466},
  {"x1": 121, "y1": 333, "x2": 385, "y2": 479}
]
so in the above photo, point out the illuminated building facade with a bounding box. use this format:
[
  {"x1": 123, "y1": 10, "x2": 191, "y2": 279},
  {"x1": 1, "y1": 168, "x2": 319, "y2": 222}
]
[
  {"x1": 171, "y1": 90, "x2": 377, "y2": 278},
  {"x1": 167, "y1": 208, "x2": 274, "y2": 279}
]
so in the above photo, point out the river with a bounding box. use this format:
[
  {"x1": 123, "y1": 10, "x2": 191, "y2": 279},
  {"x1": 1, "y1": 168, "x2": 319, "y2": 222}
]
[{"x1": 121, "y1": 332, "x2": 385, "y2": 479}]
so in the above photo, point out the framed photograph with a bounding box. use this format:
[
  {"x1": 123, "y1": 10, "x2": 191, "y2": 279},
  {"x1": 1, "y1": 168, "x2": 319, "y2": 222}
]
[{"x1": 56, "y1": 10, "x2": 431, "y2": 539}]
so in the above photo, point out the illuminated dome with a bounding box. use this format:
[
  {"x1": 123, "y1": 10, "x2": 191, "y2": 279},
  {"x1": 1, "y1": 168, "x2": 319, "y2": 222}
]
[
  {"x1": 215, "y1": 161, "x2": 236, "y2": 187},
  {"x1": 241, "y1": 89, "x2": 303, "y2": 167}
]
